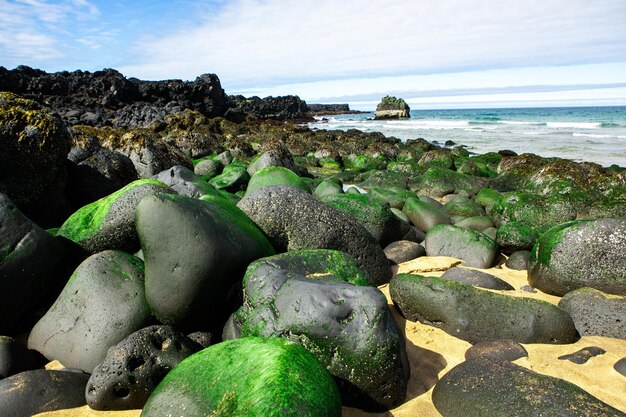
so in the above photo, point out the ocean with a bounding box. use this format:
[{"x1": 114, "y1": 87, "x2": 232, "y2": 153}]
[{"x1": 309, "y1": 106, "x2": 626, "y2": 167}]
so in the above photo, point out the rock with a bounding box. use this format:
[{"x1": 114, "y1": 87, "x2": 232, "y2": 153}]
[
  {"x1": 0, "y1": 92, "x2": 71, "y2": 227},
  {"x1": 384, "y1": 240, "x2": 426, "y2": 264},
  {"x1": 418, "y1": 150, "x2": 454, "y2": 170},
  {"x1": 432, "y1": 357, "x2": 625, "y2": 417},
  {"x1": 464, "y1": 340, "x2": 528, "y2": 362},
  {"x1": 86, "y1": 325, "x2": 203, "y2": 410},
  {"x1": 136, "y1": 193, "x2": 275, "y2": 330},
  {"x1": 409, "y1": 167, "x2": 488, "y2": 198},
  {"x1": 186, "y1": 332, "x2": 212, "y2": 348},
  {"x1": 237, "y1": 186, "x2": 392, "y2": 284},
  {"x1": 141, "y1": 337, "x2": 341, "y2": 417},
  {"x1": 314, "y1": 179, "x2": 344, "y2": 199},
  {"x1": 505, "y1": 250, "x2": 531, "y2": 270},
  {"x1": 442, "y1": 195, "x2": 485, "y2": 221},
  {"x1": 0, "y1": 194, "x2": 67, "y2": 333},
  {"x1": 390, "y1": 274, "x2": 577, "y2": 344},
  {"x1": 558, "y1": 346, "x2": 606, "y2": 364},
  {"x1": 0, "y1": 369, "x2": 90, "y2": 417},
  {"x1": 424, "y1": 224, "x2": 500, "y2": 268},
  {"x1": 528, "y1": 218, "x2": 626, "y2": 296},
  {"x1": 322, "y1": 193, "x2": 404, "y2": 246},
  {"x1": 558, "y1": 288, "x2": 626, "y2": 339},
  {"x1": 374, "y1": 96, "x2": 410, "y2": 119},
  {"x1": 615, "y1": 358, "x2": 626, "y2": 378},
  {"x1": 224, "y1": 250, "x2": 408, "y2": 410},
  {"x1": 496, "y1": 221, "x2": 540, "y2": 254},
  {"x1": 153, "y1": 165, "x2": 219, "y2": 198},
  {"x1": 28, "y1": 250, "x2": 151, "y2": 373},
  {"x1": 193, "y1": 158, "x2": 220, "y2": 179},
  {"x1": 229, "y1": 94, "x2": 312, "y2": 121},
  {"x1": 209, "y1": 160, "x2": 250, "y2": 192},
  {"x1": 454, "y1": 215, "x2": 493, "y2": 231},
  {"x1": 245, "y1": 166, "x2": 310, "y2": 196},
  {"x1": 0, "y1": 336, "x2": 46, "y2": 379},
  {"x1": 370, "y1": 187, "x2": 415, "y2": 209},
  {"x1": 441, "y1": 267, "x2": 514, "y2": 290},
  {"x1": 402, "y1": 196, "x2": 451, "y2": 232},
  {"x1": 247, "y1": 147, "x2": 302, "y2": 177},
  {"x1": 56, "y1": 179, "x2": 172, "y2": 253}
]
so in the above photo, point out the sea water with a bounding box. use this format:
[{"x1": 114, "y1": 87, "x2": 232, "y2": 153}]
[{"x1": 309, "y1": 106, "x2": 626, "y2": 167}]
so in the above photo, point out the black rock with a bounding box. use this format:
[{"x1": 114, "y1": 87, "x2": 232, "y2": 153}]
[
  {"x1": 505, "y1": 250, "x2": 531, "y2": 270},
  {"x1": 433, "y1": 357, "x2": 625, "y2": 416},
  {"x1": 0, "y1": 336, "x2": 47, "y2": 379},
  {"x1": 0, "y1": 369, "x2": 90, "y2": 417},
  {"x1": 615, "y1": 358, "x2": 626, "y2": 378},
  {"x1": 153, "y1": 165, "x2": 218, "y2": 198},
  {"x1": 186, "y1": 332, "x2": 213, "y2": 348},
  {"x1": 441, "y1": 267, "x2": 514, "y2": 290},
  {"x1": 384, "y1": 240, "x2": 426, "y2": 264},
  {"x1": 558, "y1": 346, "x2": 606, "y2": 364},
  {"x1": 465, "y1": 339, "x2": 528, "y2": 362},
  {"x1": 237, "y1": 186, "x2": 392, "y2": 285},
  {"x1": 86, "y1": 325, "x2": 203, "y2": 410},
  {"x1": 228, "y1": 94, "x2": 312, "y2": 121},
  {"x1": 558, "y1": 287, "x2": 626, "y2": 339}
]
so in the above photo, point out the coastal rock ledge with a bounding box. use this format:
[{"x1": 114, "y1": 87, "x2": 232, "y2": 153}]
[{"x1": 375, "y1": 96, "x2": 410, "y2": 120}]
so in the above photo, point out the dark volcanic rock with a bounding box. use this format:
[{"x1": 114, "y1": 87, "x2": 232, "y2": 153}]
[
  {"x1": 28, "y1": 250, "x2": 151, "y2": 373},
  {"x1": 432, "y1": 357, "x2": 625, "y2": 417},
  {"x1": 86, "y1": 325, "x2": 203, "y2": 410},
  {"x1": 558, "y1": 287, "x2": 626, "y2": 339},
  {"x1": 465, "y1": 339, "x2": 528, "y2": 362},
  {"x1": 0, "y1": 66, "x2": 229, "y2": 127},
  {"x1": 615, "y1": 358, "x2": 626, "y2": 378},
  {"x1": 228, "y1": 94, "x2": 312, "y2": 121},
  {"x1": 0, "y1": 369, "x2": 90, "y2": 417},
  {"x1": 558, "y1": 346, "x2": 606, "y2": 365},
  {"x1": 390, "y1": 274, "x2": 577, "y2": 344},
  {"x1": 237, "y1": 186, "x2": 392, "y2": 285},
  {"x1": 136, "y1": 193, "x2": 275, "y2": 330},
  {"x1": 384, "y1": 240, "x2": 426, "y2": 264},
  {"x1": 153, "y1": 165, "x2": 219, "y2": 198},
  {"x1": 424, "y1": 224, "x2": 500, "y2": 268},
  {"x1": 528, "y1": 218, "x2": 626, "y2": 296},
  {"x1": 0, "y1": 336, "x2": 46, "y2": 379},
  {"x1": 0, "y1": 194, "x2": 66, "y2": 333},
  {"x1": 0, "y1": 92, "x2": 72, "y2": 226},
  {"x1": 441, "y1": 267, "x2": 514, "y2": 290},
  {"x1": 224, "y1": 250, "x2": 408, "y2": 411}
]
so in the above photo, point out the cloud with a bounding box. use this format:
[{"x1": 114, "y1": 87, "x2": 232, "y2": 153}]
[{"x1": 119, "y1": 0, "x2": 626, "y2": 87}]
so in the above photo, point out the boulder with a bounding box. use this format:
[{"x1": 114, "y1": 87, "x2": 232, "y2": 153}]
[
  {"x1": 237, "y1": 186, "x2": 392, "y2": 284},
  {"x1": 314, "y1": 179, "x2": 344, "y2": 199},
  {"x1": 0, "y1": 369, "x2": 90, "y2": 417},
  {"x1": 153, "y1": 165, "x2": 219, "y2": 198},
  {"x1": 56, "y1": 179, "x2": 172, "y2": 253},
  {"x1": 454, "y1": 215, "x2": 493, "y2": 232},
  {"x1": 224, "y1": 250, "x2": 408, "y2": 410},
  {"x1": 28, "y1": 250, "x2": 151, "y2": 373},
  {"x1": 141, "y1": 337, "x2": 341, "y2": 417},
  {"x1": 409, "y1": 167, "x2": 488, "y2": 198},
  {"x1": 0, "y1": 336, "x2": 46, "y2": 379},
  {"x1": 440, "y1": 267, "x2": 514, "y2": 290},
  {"x1": 528, "y1": 218, "x2": 626, "y2": 296},
  {"x1": 245, "y1": 165, "x2": 310, "y2": 196},
  {"x1": 209, "y1": 160, "x2": 250, "y2": 192},
  {"x1": 505, "y1": 250, "x2": 531, "y2": 270},
  {"x1": 247, "y1": 148, "x2": 301, "y2": 177},
  {"x1": 424, "y1": 224, "x2": 500, "y2": 268},
  {"x1": 384, "y1": 240, "x2": 426, "y2": 264},
  {"x1": 464, "y1": 340, "x2": 528, "y2": 362},
  {"x1": 0, "y1": 92, "x2": 71, "y2": 227},
  {"x1": 86, "y1": 325, "x2": 203, "y2": 410},
  {"x1": 0, "y1": 194, "x2": 67, "y2": 333},
  {"x1": 390, "y1": 274, "x2": 577, "y2": 344},
  {"x1": 402, "y1": 196, "x2": 451, "y2": 232},
  {"x1": 496, "y1": 221, "x2": 539, "y2": 254},
  {"x1": 558, "y1": 288, "x2": 626, "y2": 339},
  {"x1": 136, "y1": 193, "x2": 275, "y2": 330},
  {"x1": 432, "y1": 357, "x2": 625, "y2": 417}
]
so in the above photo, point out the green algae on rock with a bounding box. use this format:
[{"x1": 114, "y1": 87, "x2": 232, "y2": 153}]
[
  {"x1": 56, "y1": 178, "x2": 172, "y2": 253},
  {"x1": 403, "y1": 196, "x2": 451, "y2": 232},
  {"x1": 424, "y1": 224, "x2": 499, "y2": 268},
  {"x1": 141, "y1": 337, "x2": 341, "y2": 417},
  {"x1": 245, "y1": 165, "x2": 310, "y2": 196},
  {"x1": 209, "y1": 160, "x2": 250, "y2": 191}
]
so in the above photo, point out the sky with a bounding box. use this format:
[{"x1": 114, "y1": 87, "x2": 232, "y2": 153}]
[{"x1": 1, "y1": 0, "x2": 626, "y2": 110}]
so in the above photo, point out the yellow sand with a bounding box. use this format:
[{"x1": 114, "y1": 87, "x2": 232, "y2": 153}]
[{"x1": 35, "y1": 257, "x2": 626, "y2": 417}]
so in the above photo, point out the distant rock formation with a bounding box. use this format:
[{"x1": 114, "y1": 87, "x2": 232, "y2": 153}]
[
  {"x1": 375, "y1": 96, "x2": 410, "y2": 120},
  {"x1": 228, "y1": 95, "x2": 312, "y2": 121}
]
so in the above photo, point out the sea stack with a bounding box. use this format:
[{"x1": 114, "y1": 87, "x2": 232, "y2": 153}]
[{"x1": 375, "y1": 95, "x2": 410, "y2": 119}]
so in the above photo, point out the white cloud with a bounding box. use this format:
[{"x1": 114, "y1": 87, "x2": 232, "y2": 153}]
[{"x1": 119, "y1": 0, "x2": 626, "y2": 88}]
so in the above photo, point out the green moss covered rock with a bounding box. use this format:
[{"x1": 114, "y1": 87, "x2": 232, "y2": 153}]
[
  {"x1": 409, "y1": 167, "x2": 488, "y2": 198},
  {"x1": 209, "y1": 160, "x2": 250, "y2": 191},
  {"x1": 496, "y1": 221, "x2": 540, "y2": 254},
  {"x1": 141, "y1": 337, "x2": 341, "y2": 417},
  {"x1": 245, "y1": 165, "x2": 310, "y2": 196},
  {"x1": 403, "y1": 196, "x2": 451, "y2": 232},
  {"x1": 424, "y1": 224, "x2": 500, "y2": 268}
]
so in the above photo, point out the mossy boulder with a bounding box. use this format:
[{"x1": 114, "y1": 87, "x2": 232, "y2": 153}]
[
  {"x1": 418, "y1": 150, "x2": 454, "y2": 170},
  {"x1": 141, "y1": 337, "x2": 341, "y2": 417},
  {"x1": 528, "y1": 218, "x2": 626, "y2": 296},
  {"x1": 224, "y1": 251, "x2": 408, "y2": 410},
  {"x1": 0, "y1": 92, "x2": 72, "y2": 226},
  {"x1": 344, "y1": 154, "x2": 388, "y2": 172},
  {"x1": 57, "y1": 179, "x2": 172, "y2": 253},
  {"x1": 245, "y1": 166, "x2": 310, "y2": 196},
  {"x1": 358, "y1": 170, "x2": 410, "y2": 190},
  {"x1": 496, "y1": 221, "x2": 540, "y2": 254},
  {"x1": 153, "y1": 165, "x2": 221, "y2": 199},
  {"x1": 390, "y1": 274, "x2": 577, "y2": 344},
  {"x1": 136, "y1": 193, "x2": 275, "y2": 330},
  {"x1": 209, "y1": 160, "x2": 250, "y2": 192},
  {"x1": 402, "y1": 196, "x2": 451, "y2": 232},
  {"x1": 432, "y1": 357, "x2": 625, "y2": 417},
  {"x1": 313, "y1": 179, "x2": 344, "y2": 199},
  {"x1": 442, "y1": 195, "x2": 486, "y2": 221},
  {"x1": 28, "y1": 250, "x2": 151, "y2": 373},
  {"x1": 409, "y1": 167, "x2": 488, "y2": 198},
  {"x1": 424, "y1": 224, "x2": 499, "y2": 268},
  {"x1": 475, "y1": 187, "x2": 502, "y2": 209},
  {"x1": 370, "y1": 187, "x2": 414, "y2": 210},
  {"x1": 454, "y1": 215, "x2": 493, "y2": 232}
]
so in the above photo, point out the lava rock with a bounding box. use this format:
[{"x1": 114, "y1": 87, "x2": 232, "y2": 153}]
[
  {"x1": 141, "y1": 337, "x2": 341, "y2": 417},
  {"x1": 441, "y1": 267, "x2": 514, "y2": 290},
  {"x1": 237, "y1": 186, "x2": 392, "y2": 285},
  {"x1": 0, "y1": 194, "x2": 66, "y2": 333},
  {"x1": 558, "y1": 287, "x2": 626, "y2": 339},
  {"x1": 247, "y1": 147, "x2": 302, "y2": 177},
  {"x1": 153, "y1": 165, "x2": 219, "y2": 198},
  {"x1": 384, "y1": 240, "x2": 426, "y2": 264},
  {"x1": 57, "y1": 179, "x2": 172, "y2": 253},
  {"x1": 529, "y1": 218, "x2": 626, "y2": 296},
  {"x1": 86, "y1": 325, "x2": 203, "y2": 410},
  {"x1": 465, "y1": 339, "x2": 528, "y2": 362},
  {"x1": 0, "y1": 336, "x2": 46, "y2": 379},
  {"x1": 28, "y1": 250, "x2": 151, "y2": 373},
  {"x1": 136, "y1": 193, "x2": 275, "y2": 330},
  {"x1": 432, "y1": 357, "x2": 625, "y2": 417},
  {"x1": 424, "y1": 224, "x2": 500, "y2": 268},
  {"x1": 558, "y1": 346, "x2": 606, "y2": 364},
  {"x1": 390, "y1": 274, "x2": 577, "y2": 344}
]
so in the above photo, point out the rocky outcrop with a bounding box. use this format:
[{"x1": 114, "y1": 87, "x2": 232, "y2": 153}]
[
  {"x1": 228, "y1": 94, "x2": 312, "y2": 121},
  {"x1": 375, "y1": 96, "x2": 410, "y2": 120}
]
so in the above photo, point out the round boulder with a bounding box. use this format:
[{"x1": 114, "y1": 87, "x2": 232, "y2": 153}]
[{"x1": 425, "y1": 224, "x2": 500, "y2": 268}]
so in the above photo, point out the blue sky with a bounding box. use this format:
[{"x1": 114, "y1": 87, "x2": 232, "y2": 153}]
[{"x1": 1, "y1": 0, "x2": 626, "y2": 109}]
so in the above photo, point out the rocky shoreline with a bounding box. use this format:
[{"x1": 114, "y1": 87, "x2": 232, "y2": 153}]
[{"x1": 0, "y1": 68, "x2": 625, "y2": 417}]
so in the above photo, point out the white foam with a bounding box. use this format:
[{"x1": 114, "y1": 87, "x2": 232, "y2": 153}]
[
  {"x1": 499, "y1": 120, "x2": 544, "y2": 125},
  {"x1": 546, "y1": 122, "x2": 601, "y2": 129},
  {"x1": 573, "y1": 133, "x2": 626, "y2": 139}
]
